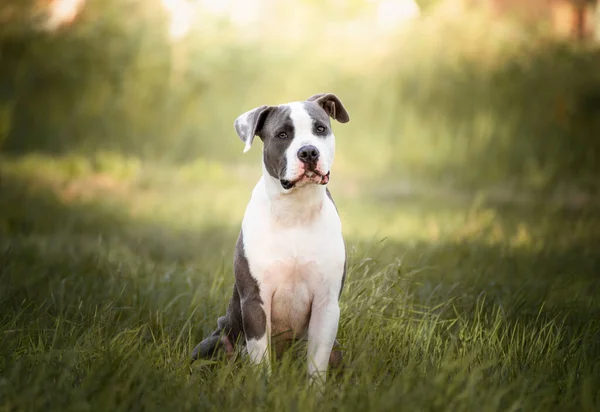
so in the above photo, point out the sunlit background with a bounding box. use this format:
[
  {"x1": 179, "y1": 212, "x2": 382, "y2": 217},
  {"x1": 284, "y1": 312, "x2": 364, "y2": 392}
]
[
  {"x1": 2, "y1": 0, "x2": 600, "y2": 200},
  {"x1": 1, "y1": 1, "x2": 600, "y2": 410},
  {"x1": 2, "y1": 0, "x2": 600, "y2": 195}
]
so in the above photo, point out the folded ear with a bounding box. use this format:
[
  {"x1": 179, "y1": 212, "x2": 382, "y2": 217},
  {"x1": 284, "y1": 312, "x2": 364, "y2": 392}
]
[
  {"x1": 306, "y1": 93, "x2": 350, "y2": 123},
  {"x1": 234, "y1": 105, "x2": 271, "y2": 153}
]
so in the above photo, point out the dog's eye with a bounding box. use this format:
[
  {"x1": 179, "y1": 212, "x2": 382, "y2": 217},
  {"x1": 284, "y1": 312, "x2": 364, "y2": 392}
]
[
  {"x1": 277, "y1": 132, "x2": 288, "y2": 139},
  {"x1": 316, "y1": 126, "x2": 326, "y2": 133}
]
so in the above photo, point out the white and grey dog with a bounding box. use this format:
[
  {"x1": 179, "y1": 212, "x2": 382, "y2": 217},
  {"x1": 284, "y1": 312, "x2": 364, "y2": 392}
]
[{"x1": 191, "y1": 93, "x2": 350, "y2": 384}]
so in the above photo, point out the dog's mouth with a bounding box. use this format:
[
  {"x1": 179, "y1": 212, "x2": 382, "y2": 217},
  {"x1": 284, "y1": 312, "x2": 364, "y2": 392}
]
[{"x1": 280, "y1": 171, "x2": 330, "y2": 190}]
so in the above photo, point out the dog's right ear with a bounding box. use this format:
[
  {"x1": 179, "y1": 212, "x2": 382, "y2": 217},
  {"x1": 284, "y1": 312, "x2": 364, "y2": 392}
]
[
  {"x1": 234, "y1": 105, "x2": 271, "y2": 153},
  {"x1": 306, "y1": 93, "x2": 350, "y2": 123}
]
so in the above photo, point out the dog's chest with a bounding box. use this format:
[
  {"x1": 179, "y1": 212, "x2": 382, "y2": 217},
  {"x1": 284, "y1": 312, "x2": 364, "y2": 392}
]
[{"x1": 241, "y1": 181, "x2": 345, "y2": 336}]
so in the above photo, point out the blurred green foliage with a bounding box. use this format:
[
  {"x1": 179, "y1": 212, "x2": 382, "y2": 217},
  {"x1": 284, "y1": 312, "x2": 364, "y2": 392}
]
[{"x1": 1, "y1": 0, "x2": 599, "y2": 193}]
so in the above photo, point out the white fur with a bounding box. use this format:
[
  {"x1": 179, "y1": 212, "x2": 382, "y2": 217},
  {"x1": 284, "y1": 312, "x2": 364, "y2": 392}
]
[
  {"x1": 233, "y1": 109, "x2": 257, "y2": 153},
  {"x1": 235, "y1": 110, "x2": 254, "y2": 153},
  {"x1": 282, "y1": 102, "x2": 336, "y2": 182},
  {"x1": 240, "y1": 104, "x2": 345, "y2": 384}
]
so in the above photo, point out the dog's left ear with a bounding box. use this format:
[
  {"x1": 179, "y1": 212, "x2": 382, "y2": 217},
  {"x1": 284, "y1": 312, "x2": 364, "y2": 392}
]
[
  {"x1": 234, "y1": 105, "x2": 272, "y2": 153},
  {"x1": 307, "y1": 93, "x2": 350, "y2": 123}
]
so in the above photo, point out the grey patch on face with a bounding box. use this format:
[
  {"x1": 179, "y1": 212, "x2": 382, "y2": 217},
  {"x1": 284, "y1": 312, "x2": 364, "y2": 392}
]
[
  {"x1": 303, "y1": 101, "x2": 333, "y2": 137},
  {"x1": 259, "y1": 105, "x2": 295, "y2": 181},
  {"x1": 326, "y1": 188, "x2": 347, "y2": 299},
  {"x1": 191, "y1": 230, "x2": 265, "y2": 361}
]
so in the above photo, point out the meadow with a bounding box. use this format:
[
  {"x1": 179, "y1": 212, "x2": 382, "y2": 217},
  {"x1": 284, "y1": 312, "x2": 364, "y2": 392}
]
[
  {"x1": 1, "y1": 152, "x2": 599, "y2": 411},
  {"x1": 1, "y1": 0, "x2": 600, "y2": 410}
]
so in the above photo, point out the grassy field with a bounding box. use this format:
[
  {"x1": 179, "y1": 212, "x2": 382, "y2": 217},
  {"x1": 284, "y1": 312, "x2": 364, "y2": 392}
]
[
  {"x1": 0, "y1": 154, "x2": 599, "y2": 411},
  {"x1": 1, "y1": 1, "x2": 600, "y2": 410}
]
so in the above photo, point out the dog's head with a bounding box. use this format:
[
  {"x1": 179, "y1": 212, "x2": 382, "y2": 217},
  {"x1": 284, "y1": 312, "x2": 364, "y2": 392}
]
[{"x1": 234, "y1": 93, "x2": 350, "y2": 191}]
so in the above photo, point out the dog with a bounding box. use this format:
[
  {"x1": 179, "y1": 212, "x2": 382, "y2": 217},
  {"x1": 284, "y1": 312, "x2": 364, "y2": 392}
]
[{"x1": 191, "y1": 93, "x2": 350, "y2": 385}]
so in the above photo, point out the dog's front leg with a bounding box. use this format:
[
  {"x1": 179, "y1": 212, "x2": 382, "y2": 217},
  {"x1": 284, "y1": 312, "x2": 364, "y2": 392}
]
[{"x1": 307, "y1": 293, "x2": 340, "y2": 386}]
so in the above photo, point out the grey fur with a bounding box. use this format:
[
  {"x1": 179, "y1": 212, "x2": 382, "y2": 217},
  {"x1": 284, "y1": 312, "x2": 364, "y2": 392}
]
[
  {"x1": 235, "y1": 232, "x2": 266, "y2": 341},
  {"x1": 191, "y1": 230, "x2": 264, "y2": 360},
  {"x1": 306, "y1": 93, "x2": 350, "y2": 123},
  {"x1": 259, "y1": 105, "x2": 295, "y2": 181},
  {"x1": 303, "y1": 101, "x2": 333, "y2": 137}
]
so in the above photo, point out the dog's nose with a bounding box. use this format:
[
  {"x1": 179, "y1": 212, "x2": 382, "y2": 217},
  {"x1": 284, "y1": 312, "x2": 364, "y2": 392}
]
[{"x1": 297, "y1": 145, "x2": 319, "y2": 163}]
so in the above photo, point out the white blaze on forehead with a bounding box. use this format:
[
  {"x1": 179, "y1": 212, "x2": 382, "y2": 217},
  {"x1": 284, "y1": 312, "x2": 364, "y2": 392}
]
[
  {"x1": 283, "y1": 103, "x2": 335, "y2": 181},
  {"x1": 288, "y1": 102, "x2": 315, "y2": 136}
]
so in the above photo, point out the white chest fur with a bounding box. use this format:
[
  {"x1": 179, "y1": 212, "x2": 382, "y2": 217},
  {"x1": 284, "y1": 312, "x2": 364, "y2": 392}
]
[{"x1": 241, "y1": 177, "x2": 345, "y2": 338}]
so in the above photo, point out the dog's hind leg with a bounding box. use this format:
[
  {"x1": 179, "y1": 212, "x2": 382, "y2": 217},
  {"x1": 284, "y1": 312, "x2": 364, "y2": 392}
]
[
  {"x1": 191, "y1": 285, "x2": 244, "y2": 362},
  {"x1": 191, "y1": 333, "x2": 234, "y2": 361}
]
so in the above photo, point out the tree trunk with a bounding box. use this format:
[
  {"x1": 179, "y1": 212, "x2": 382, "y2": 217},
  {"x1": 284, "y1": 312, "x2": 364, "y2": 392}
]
[
  {"x1": 572, "y1": 0, "x2": 586, "y2": 40},
  {"x1": 595, "y1": 0, "x2": 600, "y2": 42}
]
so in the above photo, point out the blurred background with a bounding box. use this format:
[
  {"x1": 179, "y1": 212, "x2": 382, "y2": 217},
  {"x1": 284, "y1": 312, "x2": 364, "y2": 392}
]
[
  {"x1": 1, "y1": 0, "x2": 600, "y2": 199},
  {"x1": 2, "y1": 3, "x2": 600, "y2": 409}
]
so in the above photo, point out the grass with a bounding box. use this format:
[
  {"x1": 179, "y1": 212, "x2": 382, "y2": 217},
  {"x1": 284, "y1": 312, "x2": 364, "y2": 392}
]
[{"x1": 1, "y1": 154, "x2": 599, "y2": 411}]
